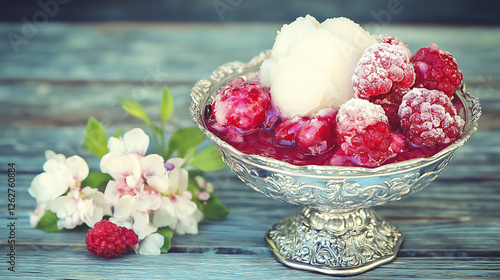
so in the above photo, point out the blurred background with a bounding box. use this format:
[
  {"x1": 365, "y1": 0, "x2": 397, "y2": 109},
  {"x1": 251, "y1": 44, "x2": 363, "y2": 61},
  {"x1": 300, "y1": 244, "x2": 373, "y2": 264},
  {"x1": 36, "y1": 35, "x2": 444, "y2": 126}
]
[{"x1": 1, "y1": 0, "x2": 499, "y2": 25}]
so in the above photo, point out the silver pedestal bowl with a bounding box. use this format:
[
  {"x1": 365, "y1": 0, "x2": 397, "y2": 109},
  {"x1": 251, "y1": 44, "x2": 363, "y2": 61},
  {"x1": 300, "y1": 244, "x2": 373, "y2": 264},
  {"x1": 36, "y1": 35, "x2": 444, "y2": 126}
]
[{"x1": 189, "y1": 51, "x2": 481, "y2": 276}]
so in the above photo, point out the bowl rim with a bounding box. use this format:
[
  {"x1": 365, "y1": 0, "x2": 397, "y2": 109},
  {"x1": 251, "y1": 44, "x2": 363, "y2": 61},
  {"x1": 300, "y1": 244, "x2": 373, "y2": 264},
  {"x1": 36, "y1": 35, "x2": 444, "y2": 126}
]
[{"x1": 190, "y1": 50, "x2": 482, "y2": 177}]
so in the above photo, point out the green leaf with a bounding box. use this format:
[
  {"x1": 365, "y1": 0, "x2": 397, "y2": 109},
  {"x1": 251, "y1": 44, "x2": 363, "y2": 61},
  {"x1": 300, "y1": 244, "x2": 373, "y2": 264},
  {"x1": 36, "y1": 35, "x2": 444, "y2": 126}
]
[
  {"x1": 202, "y1": 193, "x2": 229, "y2": 220},
  {"x1": 36, "y1": 211, "x2": 64, "y2": 233},
  {"x1": 83, "y1": 117, "x2": 109, "y2": 158},
  {"x1": 156, "y1": 227, "x2": 174, "y2": 253},
  {"x1": 82, "y1": 171, "x2": 112, "y2": 190},
  {"x1": 112, "y1": 129, "x2": 124, "y2": 138},
  {"x1": 167, "y1": 127, "x2": 206, "y2": 158},
  {"x1": 120, "y1": 97, "x2": 151, "y2": 127},
  {"x1": 190, "y1": 145, "x2": 226, "y2": 172},
  {"x1": 161, "y1": 86, "x2": 174, "y2": 124}
]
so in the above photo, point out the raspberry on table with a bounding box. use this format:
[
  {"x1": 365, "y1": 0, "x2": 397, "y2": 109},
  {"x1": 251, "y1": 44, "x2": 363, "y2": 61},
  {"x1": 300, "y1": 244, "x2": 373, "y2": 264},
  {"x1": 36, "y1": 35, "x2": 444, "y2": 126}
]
[
  {"x1": 410, "y1": 43, "x2": 463, "y2": 97},
  {"x1": 85, "y1": 219, "x2": 138, "y2": 258},
  {"x1": 398, "y1": 88, "x2": 465, "y2": 147},
  {"x1": 336, "y1": 98, "x2": 394, "y2": 167},
  {"x1": 352, "y1": 43, "x2": 415, "y2": 99},
  {"x1": 212, "y1": 77, "x2": 272, "y2": 133},
  {"x1": 373, "y1": 34, "x2": 412, "y2": 59}
]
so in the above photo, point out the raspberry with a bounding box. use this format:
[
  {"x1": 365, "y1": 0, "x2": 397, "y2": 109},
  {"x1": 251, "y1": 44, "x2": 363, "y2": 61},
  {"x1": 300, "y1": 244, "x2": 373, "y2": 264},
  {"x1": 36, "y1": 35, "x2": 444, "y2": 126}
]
[
  {"x1": 353, "y1": 43, "x2": 415, "y2": 99},
  {"x1": 337, "y1": 99, "x2": 394, "y2": 167},
  {"x1": 398, "y1": 88, "x2": 465, "y2": 147},
  {"x1": 410, "y1": 43, "x2": 463, "y2": 97},
  {"x1": 274, "y1": 117, "x2": 305, "y2": 147},
  {"x1": 212, "y1": 77, "x2": 272, "y2": 133},
  {"x1": 374, "y1": 34, "x2": 412, "y2": 59},
  {"x1": 85, "y1": 219, "x2": 138, "y2": 258},
  {"x1": 274, "y1": 109, "x2": 336, "y2": 156},
  {"x1": 296, "y1": 110, "x2": 336, "y2": 155},
  {"x1": 369, "y1": 87, "x2": 409, "y2": 130}
]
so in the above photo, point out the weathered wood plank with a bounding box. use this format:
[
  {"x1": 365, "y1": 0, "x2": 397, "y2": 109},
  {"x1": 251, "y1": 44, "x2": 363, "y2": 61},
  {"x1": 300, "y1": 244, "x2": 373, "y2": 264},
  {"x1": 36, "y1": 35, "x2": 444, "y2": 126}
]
[
  {"x1": 0, "y1": 83, "x2": 498, "y2": 129},
  {"x1": 3, "y1": 0, "x2": 500, "y2": 25},
  {"x1": 3, "y1": 173, "x2": 500, "y2": 257},
  {"x1": 0, "y1": 24, "x2": 499, "y2": 81},
  {"x1": 3, "y1": 251, "x2": 499, "y2": 279}
]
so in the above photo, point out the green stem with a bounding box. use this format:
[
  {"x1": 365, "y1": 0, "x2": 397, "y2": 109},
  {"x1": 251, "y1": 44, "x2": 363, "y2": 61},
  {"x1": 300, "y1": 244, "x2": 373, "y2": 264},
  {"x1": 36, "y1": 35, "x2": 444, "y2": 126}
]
[{"x1": 149, "y1": 124, "x2": 162, "y2": 156}]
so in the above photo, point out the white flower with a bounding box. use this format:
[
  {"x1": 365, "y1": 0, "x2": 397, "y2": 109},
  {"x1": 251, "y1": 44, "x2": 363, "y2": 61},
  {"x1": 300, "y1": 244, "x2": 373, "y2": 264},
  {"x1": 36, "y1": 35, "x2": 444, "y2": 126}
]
[
  {"x1": 153, "y1": 191, "x2": 202, "y2": 235},
  {"x1": 164, "y1": 158, "x2": 188, "y2": 195},
  {"x1": 49, "y1": 186, "x2": 111, "y2": 230},
  {"x1": 101, "y1": 154, "x2": 143, "y2": 204},
  {"x1": 194, "y1": 175, "x2": 214, "y2": 201},
  {"x1": 98, "y1": 128, "x2": 210, "y2": 254},
  {"x1": 138, "y1": 233, "x2": 164, "y2": 255},
  {"x1": 107, "y1": 128, "x2": 149, "y2": 156},
  {"x1": 111, "y1": 192, "x2": 161, "y2": 239},
  {"x1": 140, "y1": 154, "x2": 170, "y2": 193},
  {"x1": 29, "y1": 151, "x2": 89, "y2": 206}
]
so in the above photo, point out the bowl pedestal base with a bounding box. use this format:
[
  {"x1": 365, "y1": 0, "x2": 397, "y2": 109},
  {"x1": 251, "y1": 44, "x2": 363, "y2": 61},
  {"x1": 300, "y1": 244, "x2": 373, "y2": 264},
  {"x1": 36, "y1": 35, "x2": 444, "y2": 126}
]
[{"x1": 266, "y1": 207, "x2": 403, "y2": 276}]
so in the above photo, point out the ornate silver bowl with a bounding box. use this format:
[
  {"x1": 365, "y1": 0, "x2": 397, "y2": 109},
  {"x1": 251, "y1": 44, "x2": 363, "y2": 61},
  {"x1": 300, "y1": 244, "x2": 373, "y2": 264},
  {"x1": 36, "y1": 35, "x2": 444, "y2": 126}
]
[{"x1": 189, "y1": 50, "x2": 481, "y2": 275}]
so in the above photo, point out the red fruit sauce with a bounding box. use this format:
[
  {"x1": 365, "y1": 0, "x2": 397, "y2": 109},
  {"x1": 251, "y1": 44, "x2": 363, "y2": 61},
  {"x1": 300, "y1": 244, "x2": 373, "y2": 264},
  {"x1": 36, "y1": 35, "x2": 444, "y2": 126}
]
[{"x1": 205, "y1": 79, "x2": 464, "y2": 168}]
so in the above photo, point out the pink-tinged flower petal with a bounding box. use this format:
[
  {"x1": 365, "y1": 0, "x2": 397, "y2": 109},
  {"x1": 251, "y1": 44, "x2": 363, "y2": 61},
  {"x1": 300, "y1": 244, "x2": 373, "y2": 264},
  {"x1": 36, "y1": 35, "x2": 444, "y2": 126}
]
[
  {"x1": 125, "y1": 174, "x2": 142, "y2": 190},
  {"x1": 181, "y1": 190, "x2": 193, "y2": 200},
  {"x1": 177, "y1": 169, "x2": 189, "y2": 193},
  {"x1": 65, "y1": 155, "x2": 89, "y2": 182},
  {"x1": 109, "y1": 216, "x2": 133, "y2": 230},
  {"x1": 173, "y1": 195, "x2": 198, "y2": 221},
  {"x1": 196, "y1": 191, "x2": 211, "y2": 201},
  {"x1": 134, "y1": 191, "x2": 162, "y2": 212},
  {"x1": 100, "y1": 154, "x2": 142, "y2": 181},
  {"x1": 104, "y1": 180, "x2": 120, "y2": 204},
  {"x1": 140, "y1": 154, "x2": 167, "y2": 178},
  {"x1": 132, "y1": 211, "x2": 158, "y2": 240},
  {"x1": 108, "y1": 128, "x2": 150, "y2": 156},
  {"x1": 166, "y1": 158, "x2": 186, "y2": 170},
  {"x1": 107, "y1": 137, "x2": 128, "y2": 155},
  {"x1": 45, "y1": 150, "x2": 66, "y2": 164},
  {"x1": 112, "y1": 196, "x2": 135, "y2": 221},
  {"x1": 175, "y1": 209, "x2": 203, "y2": 235},
  {"x1": 138, "y1": 233, "x2": 164, "y2": 255},
  {"x1": 166, "y1": 158, "x2": 189, "y2": 195},
  {"x1": 49, "y1": 195, "x2": 80, "y2": 230},
  {"x1": 123, "y1": 128, "x2": 149, "y2": 156},
  {"x1": 152, "y1": 197, "x2": 177, "y2": 228},
  {"x1": 81, "y1": 186, "x2": 112, "y2": 220},
  {"x1": 29, "y1": 170, "x2": 70, "y2": 204},
  {"x1": 147, "y1": 176, "x2": 169, "y2": 193}
]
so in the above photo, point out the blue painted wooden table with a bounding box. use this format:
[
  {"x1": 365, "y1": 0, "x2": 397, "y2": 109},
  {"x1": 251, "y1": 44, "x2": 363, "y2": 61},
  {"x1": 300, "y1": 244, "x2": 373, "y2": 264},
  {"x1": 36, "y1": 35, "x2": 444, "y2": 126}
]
[{"x1": 0, "y1": 21, "x2": 499, "y2": 279}]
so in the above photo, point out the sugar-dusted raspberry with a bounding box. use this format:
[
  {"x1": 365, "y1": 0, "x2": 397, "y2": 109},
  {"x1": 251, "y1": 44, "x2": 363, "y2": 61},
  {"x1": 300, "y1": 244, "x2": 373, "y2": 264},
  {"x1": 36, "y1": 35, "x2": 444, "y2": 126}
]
[
  {"x1": 369, "y1": 87, "x2": 409, "y2": 130},
  {"x1": 274, "y1": 109, "x2": 336, "y2": 156},
  {"x1": 85, "y1": 219, "x2": 138, "y2": 258},
  {"x1": 398, "y1": 88, "x2": 465, "y2": 147},
  {"x1": 337, "y1": 99, "x2": 394, "y2": 167},
  {"x1": 353, "y1": 43, "x2": 415, "y2": 99},
  {"x1": 374, "y1": 34, "x2": 412, "y2": 58},
  {"x1": 410, "y1": 43, "x2": 463, "y2": 97},
  {"x1": 212, "y1": 77, "x2": 272, "y2": 133}
]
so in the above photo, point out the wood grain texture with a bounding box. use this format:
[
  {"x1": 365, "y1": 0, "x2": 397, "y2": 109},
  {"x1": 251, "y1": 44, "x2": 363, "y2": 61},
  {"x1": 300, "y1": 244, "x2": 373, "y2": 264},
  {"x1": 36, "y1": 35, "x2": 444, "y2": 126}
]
[{"x1": 0, "y1": 22, "x2": 499, "y2": 279}]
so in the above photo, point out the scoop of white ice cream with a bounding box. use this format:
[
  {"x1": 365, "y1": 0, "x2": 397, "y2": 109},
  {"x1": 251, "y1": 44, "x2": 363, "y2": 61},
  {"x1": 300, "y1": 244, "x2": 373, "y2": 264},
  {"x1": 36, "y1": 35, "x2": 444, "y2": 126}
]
[{"x1": 260, "y1": 15, "x2": 377, "y2": 117}]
